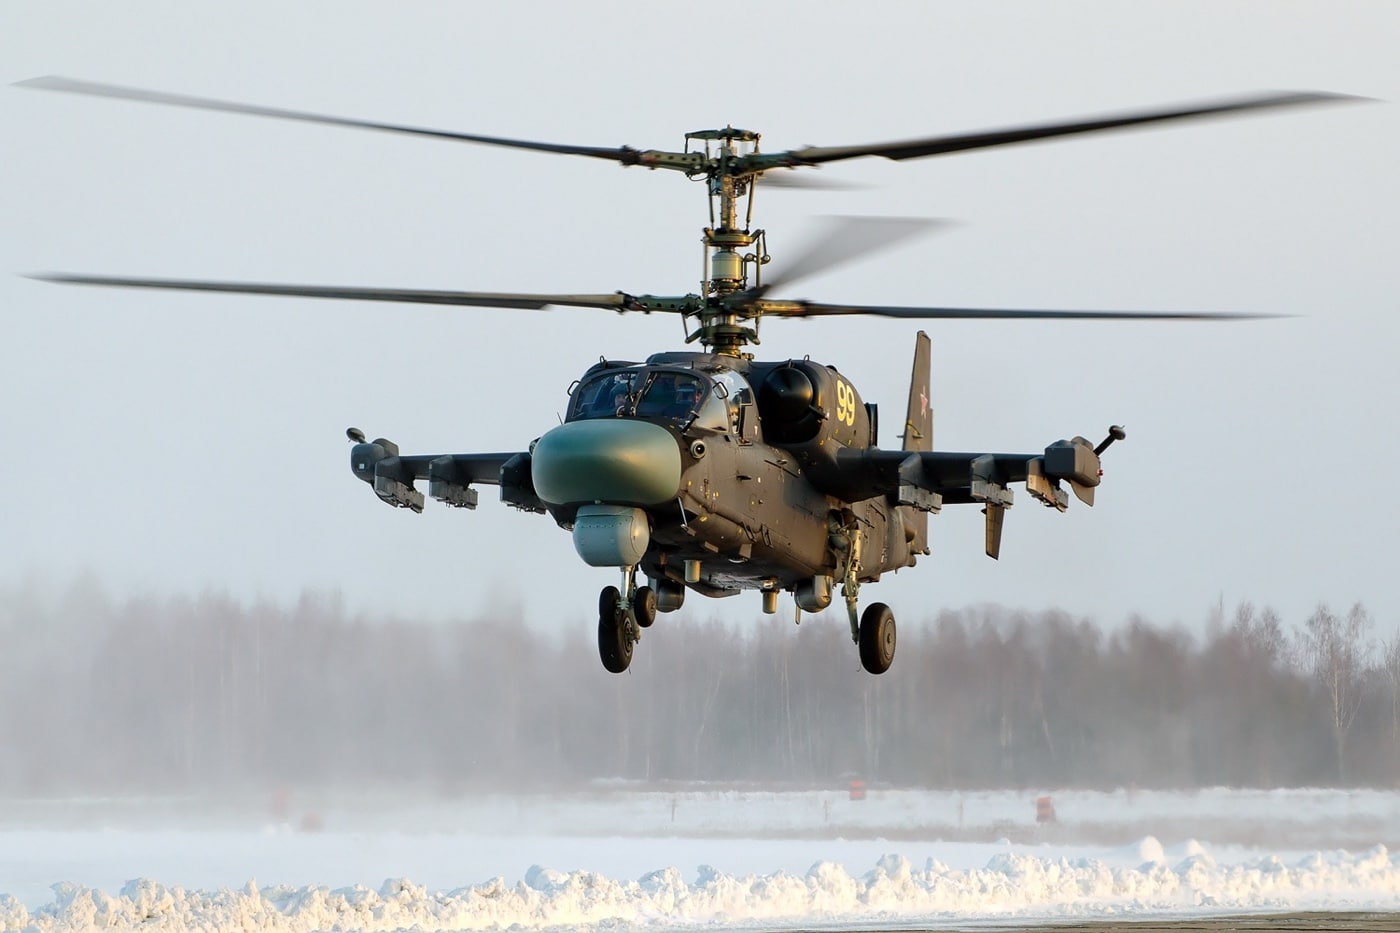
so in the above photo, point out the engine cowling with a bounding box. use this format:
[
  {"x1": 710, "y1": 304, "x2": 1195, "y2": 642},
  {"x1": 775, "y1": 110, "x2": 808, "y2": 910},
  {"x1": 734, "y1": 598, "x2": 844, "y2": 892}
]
[
  {"x1": 752, "y1": 360, "x2": 873, "y2": 493},
  {"x1": 757, "y1": 362, "x2": 823, "y2": 444}
]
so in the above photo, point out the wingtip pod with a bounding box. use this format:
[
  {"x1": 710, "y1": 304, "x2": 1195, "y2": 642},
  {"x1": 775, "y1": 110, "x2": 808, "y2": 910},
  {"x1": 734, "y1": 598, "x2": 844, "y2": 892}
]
[
  {"x1": 1034, "y1": 426, "x2": 1125, "y2": 508},
  {"x1": 1044, "y1": 437, "x2": 1102, "y2": 490},
  {"x1": 1023, "y1": 433, "x2": 1100, "y2": 512},
  {"x1": 1075, "y1": 425, "x2": 1126, "y2": 505},
  {"x1": 348, "y1": 433, "x2": 425, "y2": 512}
]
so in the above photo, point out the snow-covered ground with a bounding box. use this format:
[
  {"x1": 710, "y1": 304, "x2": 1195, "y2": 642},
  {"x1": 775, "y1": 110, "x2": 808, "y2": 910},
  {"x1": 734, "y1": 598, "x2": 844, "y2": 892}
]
[{"x1": 2, "y1": 786, "x2": 1399, "y2": 931}]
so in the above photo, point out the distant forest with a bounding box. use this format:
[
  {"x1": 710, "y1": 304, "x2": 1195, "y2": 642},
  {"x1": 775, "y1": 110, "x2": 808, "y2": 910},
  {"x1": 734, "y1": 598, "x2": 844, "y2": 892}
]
[{"x1": 1, "y1": 578, "x2": 1397, "y2": 793}]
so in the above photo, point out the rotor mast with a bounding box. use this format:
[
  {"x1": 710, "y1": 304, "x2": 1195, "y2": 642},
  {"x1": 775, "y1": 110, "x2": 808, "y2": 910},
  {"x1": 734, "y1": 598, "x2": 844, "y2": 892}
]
[{"x1": 687, "y1": 127, "x2": 770, "y2": 356}]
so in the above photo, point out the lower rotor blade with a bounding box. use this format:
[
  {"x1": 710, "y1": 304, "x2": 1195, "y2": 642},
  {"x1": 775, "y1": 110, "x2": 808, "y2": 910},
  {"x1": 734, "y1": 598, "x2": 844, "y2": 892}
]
[
  {"x1": 763, "y1": 300, "x2": 1280, "y2": 321},
  {"x1": 27, "y1": 273, "x2": 637, "y2": 311},
  {"x1": 754, "y1": 171, "x2": 867, "y2": 191},
  {"x1": 757, "y1": 217, "x2": 951, "y2": 296}
]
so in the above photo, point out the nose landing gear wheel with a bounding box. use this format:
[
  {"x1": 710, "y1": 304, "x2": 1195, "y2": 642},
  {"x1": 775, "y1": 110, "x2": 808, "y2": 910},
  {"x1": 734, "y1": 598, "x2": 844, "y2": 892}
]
[
  {"x1": 858, "y1": 602, "x2": 896, "y2": 674},
  {"x1": 597, "y1": 585, "x2": 634, "y2": 673}
]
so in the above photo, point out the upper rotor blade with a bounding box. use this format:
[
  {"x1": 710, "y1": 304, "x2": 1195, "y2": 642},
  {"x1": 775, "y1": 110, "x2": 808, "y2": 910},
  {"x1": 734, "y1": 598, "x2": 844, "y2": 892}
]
[
  {"x1": 27, "y1": 273, "x2": 638, "y2": 311},
  {"x1": 782, "y1": 91, "x2": 1363, "y2": 166},
  {"x1": 16, "y1": 76, "x2": 641, "y2": 164},
  {"x1": 760, "y1": 300, "x2": 1280, "y2": 321}
]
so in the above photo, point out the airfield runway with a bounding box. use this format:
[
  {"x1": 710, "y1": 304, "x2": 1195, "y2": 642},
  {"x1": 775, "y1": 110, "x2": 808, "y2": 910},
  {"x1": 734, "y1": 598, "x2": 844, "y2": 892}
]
[{"x1": 844, "y1": 915, "x2": 1400, "y2": 932}]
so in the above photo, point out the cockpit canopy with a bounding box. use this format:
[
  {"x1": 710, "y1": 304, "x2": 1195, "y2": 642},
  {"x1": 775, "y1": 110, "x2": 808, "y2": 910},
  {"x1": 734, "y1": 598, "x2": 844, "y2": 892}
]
[
  {"x1": 569, "y1": 367, "x2": 708, "y2": 424},
  {"x1": 568, "y1": 365, "x2": 751, "y2": 437}
]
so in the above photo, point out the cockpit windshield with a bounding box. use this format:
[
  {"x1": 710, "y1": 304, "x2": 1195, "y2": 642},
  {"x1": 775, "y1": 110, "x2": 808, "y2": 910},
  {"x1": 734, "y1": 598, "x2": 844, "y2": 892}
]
[
  {"x1": 568, "y1": 368, "x2": 708, "y2": 424},
  {"x1": 635, "y1": 371, "x2": 705, "y2": 421}
]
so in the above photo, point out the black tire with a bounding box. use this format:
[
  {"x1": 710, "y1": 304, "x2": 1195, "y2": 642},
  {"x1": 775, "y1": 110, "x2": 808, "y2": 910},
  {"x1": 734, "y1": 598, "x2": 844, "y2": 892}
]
[
  {"x1": 632, "y1": 585, "x2": 657, "y2": 628},
  {"x1": 858, "y1": 602, "x2": 896, "y2": 674},
  {"x1": 599, "y1": 585, "x2": 621, "y2": 620},
  {"x1": 597, "y1": 585, "x2": 633, "y2": 673}
]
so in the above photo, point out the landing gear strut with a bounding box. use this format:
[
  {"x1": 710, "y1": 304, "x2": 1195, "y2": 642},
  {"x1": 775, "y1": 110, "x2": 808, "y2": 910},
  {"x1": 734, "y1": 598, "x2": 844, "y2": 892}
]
[
  {"x1": 832, "y1": 515, "x2": 896, "y2": 674},
  {"x1": 597, "y1": 566, "x2": 654, "y2": 673}
]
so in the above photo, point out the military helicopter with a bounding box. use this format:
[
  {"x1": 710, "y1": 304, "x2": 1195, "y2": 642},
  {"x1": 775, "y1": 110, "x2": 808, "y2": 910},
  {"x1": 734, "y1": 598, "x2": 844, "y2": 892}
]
[{"x1": 21, "y1": 77, "x2": 1353, "y2": 674}]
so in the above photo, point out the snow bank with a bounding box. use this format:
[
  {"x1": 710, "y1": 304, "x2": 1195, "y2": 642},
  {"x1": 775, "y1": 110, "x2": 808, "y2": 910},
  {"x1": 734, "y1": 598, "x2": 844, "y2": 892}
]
[{"x1": 5, "y1": 841, "x2": 1399, "y2": 932}]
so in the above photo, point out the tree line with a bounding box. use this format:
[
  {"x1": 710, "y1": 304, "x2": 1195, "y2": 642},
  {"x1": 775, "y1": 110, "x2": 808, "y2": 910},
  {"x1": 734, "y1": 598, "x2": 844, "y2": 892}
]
[{"x1": 1, "y1": 577, "x2": 1397, "y2": 793}]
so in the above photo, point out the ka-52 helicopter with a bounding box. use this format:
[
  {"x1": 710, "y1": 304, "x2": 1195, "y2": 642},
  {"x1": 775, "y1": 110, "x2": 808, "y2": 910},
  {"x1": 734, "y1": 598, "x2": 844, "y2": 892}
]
[{"x1": 21, "y1": 77, "x2": 1357, "y2": 674}]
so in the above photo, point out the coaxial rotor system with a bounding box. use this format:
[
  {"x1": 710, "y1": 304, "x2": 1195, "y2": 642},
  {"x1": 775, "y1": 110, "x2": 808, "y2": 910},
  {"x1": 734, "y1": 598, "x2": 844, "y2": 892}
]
[
  {"x1": 19, "y1": 75, "x2": 1362, "y2": 354},
  {"x1": 16, "y1": 74, "x2": 1372, "y2": 677}
]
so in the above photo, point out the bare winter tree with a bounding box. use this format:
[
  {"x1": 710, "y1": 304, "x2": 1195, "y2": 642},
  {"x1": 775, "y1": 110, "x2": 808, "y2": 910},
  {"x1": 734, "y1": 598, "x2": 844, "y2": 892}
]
[
  {"x1": 9, "y1": 576, "x2": 1400, "y2": 791},
  {"x1": 1383, "y1": 635, "x2": 1400, "y2": 773},
  {"x1": 1232, "y1": 602, "x2": 1289, "y2": 669},
  {"x1": 1301, "y1": 602, "x2": 1373, "y2": 782}
]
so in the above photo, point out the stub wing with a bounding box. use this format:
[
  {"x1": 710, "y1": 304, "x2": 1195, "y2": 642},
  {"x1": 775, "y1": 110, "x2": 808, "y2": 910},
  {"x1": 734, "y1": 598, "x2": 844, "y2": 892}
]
[
  {"x1": 348, "y1": 436, "x2": 544, "y2": 514},
  {"x1": 836, "y1": 430, "x2": 1120, "y2": 558}
]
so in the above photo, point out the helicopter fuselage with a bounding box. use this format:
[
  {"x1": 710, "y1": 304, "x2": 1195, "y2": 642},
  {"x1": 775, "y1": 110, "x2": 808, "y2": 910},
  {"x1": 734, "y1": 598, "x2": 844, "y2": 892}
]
[
  {"x1": 528, "y1": 351, "x2": 919, "y2": 612},
  {"x1": 348, "y1": 331, "x2": 1112, "y2": 675}
]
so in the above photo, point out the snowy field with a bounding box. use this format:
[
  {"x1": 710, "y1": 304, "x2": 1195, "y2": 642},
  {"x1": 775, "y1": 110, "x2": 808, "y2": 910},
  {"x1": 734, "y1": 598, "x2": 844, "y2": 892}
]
[{"x1": 2, "y1": 786, "x2": 1399, "y2": 931}]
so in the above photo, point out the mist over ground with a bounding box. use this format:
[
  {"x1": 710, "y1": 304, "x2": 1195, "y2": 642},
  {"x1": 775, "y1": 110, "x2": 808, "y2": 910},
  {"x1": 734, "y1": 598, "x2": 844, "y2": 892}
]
[{"x1": 3, "y1": 577, "x2": 1394, "y2": 797}]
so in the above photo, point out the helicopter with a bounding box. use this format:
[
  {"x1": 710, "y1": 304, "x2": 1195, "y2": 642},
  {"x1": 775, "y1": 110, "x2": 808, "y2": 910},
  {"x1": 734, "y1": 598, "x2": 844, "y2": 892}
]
[{"x1": 19, "y1": 76, "x2": 1356, "y2": 674}]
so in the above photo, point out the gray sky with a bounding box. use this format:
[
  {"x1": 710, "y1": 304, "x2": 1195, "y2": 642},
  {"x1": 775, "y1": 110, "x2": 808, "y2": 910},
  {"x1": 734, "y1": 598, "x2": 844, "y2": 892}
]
[{"x1": 4, "y1": 1, "x2": 1398, "y2": 637}]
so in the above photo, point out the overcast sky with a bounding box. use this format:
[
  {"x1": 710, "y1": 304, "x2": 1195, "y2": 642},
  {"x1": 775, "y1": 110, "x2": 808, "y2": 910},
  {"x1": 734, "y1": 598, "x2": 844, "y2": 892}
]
[{"x1": 3, "y1": 2, "x2": 1397, "y2": 639}]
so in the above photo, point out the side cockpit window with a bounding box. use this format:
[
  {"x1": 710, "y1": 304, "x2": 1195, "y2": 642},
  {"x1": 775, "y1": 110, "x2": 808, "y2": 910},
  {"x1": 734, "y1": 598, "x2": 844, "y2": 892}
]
[
  {"x1": 688, "y1": 370, "x2": 751, "y2": 436},
  {"x1": 569, "y1": 371, "x2": 639, "y2": 420}
]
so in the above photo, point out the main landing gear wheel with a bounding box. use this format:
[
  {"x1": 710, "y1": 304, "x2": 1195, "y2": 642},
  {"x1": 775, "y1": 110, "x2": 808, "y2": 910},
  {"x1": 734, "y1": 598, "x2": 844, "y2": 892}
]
[
  {"x1": 858, "y1": 602, "x2": 896, "y2": 674},
  {"x1": 597, "y1": 585, "x2": 634, "y2": 674},
  {"x1": 632, "y1": 585, "x2": 657, "y2": 628}
]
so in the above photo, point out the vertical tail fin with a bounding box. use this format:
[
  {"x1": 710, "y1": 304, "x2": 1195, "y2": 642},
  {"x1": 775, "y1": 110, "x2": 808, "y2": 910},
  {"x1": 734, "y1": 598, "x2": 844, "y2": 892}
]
[
  {"x1": 901, "y1": 331, "x2": 933, "y2": 553},
  {"x1": 903, "y1": 330, "x2": 932, "y2": 453}
]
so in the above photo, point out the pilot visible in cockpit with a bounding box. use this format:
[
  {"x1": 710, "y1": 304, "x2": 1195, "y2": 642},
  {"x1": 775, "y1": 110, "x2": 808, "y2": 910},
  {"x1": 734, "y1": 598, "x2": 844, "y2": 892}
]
[
  {"x1": 669, "y1": 382, "x2": 698, "y2": 418},
  {"x1": 609, "y1": 383, "x2": 631, "y2": 414}
]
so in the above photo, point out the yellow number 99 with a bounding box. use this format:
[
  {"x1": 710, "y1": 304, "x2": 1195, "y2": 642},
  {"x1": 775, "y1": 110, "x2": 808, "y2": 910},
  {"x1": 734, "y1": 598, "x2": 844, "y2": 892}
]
[{"x1": 835, "y1": 380, "x2": 856, "y2": 426}]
